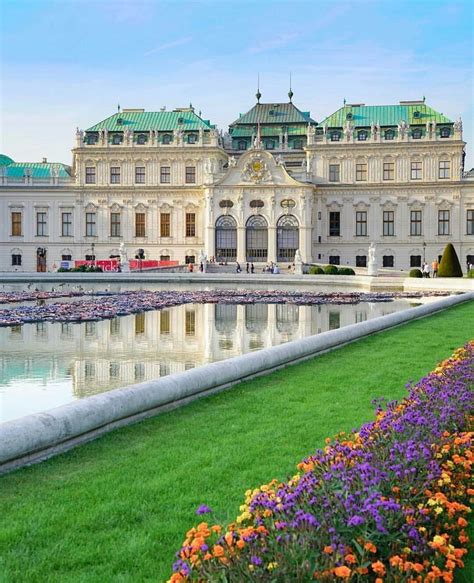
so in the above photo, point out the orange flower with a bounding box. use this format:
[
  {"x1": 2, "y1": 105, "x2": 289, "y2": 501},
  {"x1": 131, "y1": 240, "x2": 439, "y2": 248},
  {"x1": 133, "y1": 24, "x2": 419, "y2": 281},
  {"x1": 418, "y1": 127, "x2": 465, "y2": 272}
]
[
  {"x1": 212, "y1": 544, "x2": 225, "y2": 557},
  {"x1": 389, "y1": 555, "x2": 403, "y2": 568},
  {"x1": 211, "y1": 525, "x2": 221, "y2": 534},
  {"x1": 323, "y1": 545, "x2": 334, "y2": 554},
  {"x1": 364, "y1": 542, "x2": 377, "y2": 553},
  {"x1": 375, "y1": 579, "x2": 384, "y2": 583},
  {"x1": 457, "y1": 517, "x2": 468, "y2": 527},
  {"x1": 356, "y1": 567, "x2": 369, "y2": 575},
  {"x1": 344, "y1": 554, "x2": 357, "y2": 564},
  {"x1": 224, "y1": 532, "x2": 233, "y2": 547},
  {"x1": 169, "y1": 574, "x2": 185, "y2": 583},
  {"x1": 412, "y1": 563, "x2": 424, "y2": 573},
  {"x1": 333, "y1": 565, "x2": 351, "y2": 578},
  {"x1": 236, "y1": 539, "x2": 245, "y2": 549},
  {"x1": 372, "y1": 561, "x2": 386, "y2": 576}
]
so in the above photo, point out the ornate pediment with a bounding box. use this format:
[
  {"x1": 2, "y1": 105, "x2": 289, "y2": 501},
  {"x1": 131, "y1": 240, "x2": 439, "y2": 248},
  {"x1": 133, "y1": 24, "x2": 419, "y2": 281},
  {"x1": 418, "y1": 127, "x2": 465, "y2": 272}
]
[{"x1": 242, "y1": 153, "x2": 271, "y2": 184}]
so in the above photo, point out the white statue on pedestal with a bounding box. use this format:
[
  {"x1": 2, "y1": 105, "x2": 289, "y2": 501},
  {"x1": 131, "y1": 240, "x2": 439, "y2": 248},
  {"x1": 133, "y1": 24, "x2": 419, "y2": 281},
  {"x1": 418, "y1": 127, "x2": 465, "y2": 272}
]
[
  {"x1": 368, "y1": 242, "x2": 378, "y2": 276},
  {"x1": 199, "y1": 249, "x2": 207, "y2": 273},
  {"x1": 119, "y1": 242, "x2": 130, "y2": 272},
  {"x1": 294, "y1": 249, "x2": 303, "y2": 275}
]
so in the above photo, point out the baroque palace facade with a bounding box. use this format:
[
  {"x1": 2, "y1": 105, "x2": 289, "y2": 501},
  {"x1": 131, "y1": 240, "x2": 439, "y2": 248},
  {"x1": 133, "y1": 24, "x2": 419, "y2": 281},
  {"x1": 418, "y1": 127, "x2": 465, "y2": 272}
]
[{"x1": 1, "y1": 93, "x2": 473, "y2": 272}]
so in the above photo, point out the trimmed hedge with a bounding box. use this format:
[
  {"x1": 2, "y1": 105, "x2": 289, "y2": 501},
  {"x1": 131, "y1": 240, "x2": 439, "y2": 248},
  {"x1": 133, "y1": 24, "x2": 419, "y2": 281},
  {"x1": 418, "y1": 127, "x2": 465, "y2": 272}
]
[
  {"x1": 337, "y1": 267, "x2": 355, "y2": 276},
  {"x1": 468, "y1": 269, "x2": 474, "y2": 279},
  {"x1": 323, "y1": 265, "x2": 339, "y2": 275},
  {"x1": 308, "y1": 266, "x2": 325, "y2": 275},
  {"x1": 438, "y1": 243, "x2": 463, "y2": 277},
  {"x1": 409, "y1": 268, "x2": 423, "y2": 278}
]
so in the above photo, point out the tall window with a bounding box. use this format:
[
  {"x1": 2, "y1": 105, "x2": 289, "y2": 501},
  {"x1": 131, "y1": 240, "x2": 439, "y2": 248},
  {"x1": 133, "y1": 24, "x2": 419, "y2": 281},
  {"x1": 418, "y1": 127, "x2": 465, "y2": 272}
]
[
  {"x1": 410, "y1": 255, "x2": 422, "y2": 267},
  {"x1": 160, "y1": 166, "x2": 170, "y2": 183},
  {"x1": 185, "y1": 309, "x2": 196, "y2": 335},
  {"x1": 355, "y1": 163, "x2": 367, "y2": 181},
  {"x1": 329, "y1": 211, "x2": 340, "y2": 236},
  {"x1": 383, "y1": 162, "x2": 394, "y2": 181},
  {"x1": 438, "y1": 160, "x2": 450, "y2": 179},
  {"x1": 356, "y1": 211, "x2": 367, "y2": 236},
  {"x1": 383, "y1": 211, "x2": 394, "y2": 236},
  {"x1": 110, "y1": 212, "x2": 121, "y2": 237},
  {"x1": 329, "y1": 164, "x2": 340, "y2": 182},
  {"x1": 356, "y1": 255, "x2": 367, "y2": 267},
  {"x1": 85, "y1": 212, "x2": 96, "y2": 237},
  {"x1": 110, "y1": 166, "x2": 120, "y2": 184},
  {"x1": 238, "y1": 140, "x2": 247, "y2": 151},
  {"x1": 186, "y1": 213, "x2": 196, "y2": 237},
  {"x1": 438, "y1": 210, "x2": 450, "y2": 235},
  {"x1": 61, "y1": 212, "x2": 72, "y2": 237},
  {"x1": 135, "y1": 213, "x2": 146, "y2": 237},
  {"x1": 411, "y1": 161, "x2": 422, "y2": 180},
  {"x1": 467, "y1": 210, "x2": 474, "y2": 235},
  {"x1": 383, "y1": 255, "x2": 394, "y2": 267},
  {"x1": 160, "y1": 310, "x2": 170, "y2": 334},
  {"x1": 12, "y1": 254, "x2": 22, "y2": 266},
  {"x1": 160, "y1": 213, "x2": 171, "y2": 237},
  {"x1": 135, "y1": 166, "x2": 145, "y2": 184},
  {"x1": 36, "y1": 212, "x2": 47, "y2": 236},
  {"x1": 410, "y1": 210, "x2": 422, "y2": 236},
  {"x1": 185, "y1": 166, "x2": 196, "y2": 184},
  {"x1": 11, "y1": 212, "x2": 22, "y2": 236},
  {"x1": 85, "y1": 166, "x2": 96, "y2": 184}
]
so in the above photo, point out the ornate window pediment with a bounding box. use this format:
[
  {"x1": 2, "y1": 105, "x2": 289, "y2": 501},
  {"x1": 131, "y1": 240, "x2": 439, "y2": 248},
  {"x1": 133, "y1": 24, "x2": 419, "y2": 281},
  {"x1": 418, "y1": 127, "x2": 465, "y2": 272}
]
[
  {"x1": 134, "y1": 203, "x2": 147, "y2": 212},
  {"x1": 85, "y1": 202, "x2": 97, "y2": 211},
  {"x1": 110, "y1": 202, "x2": 122, "y2": 212}
]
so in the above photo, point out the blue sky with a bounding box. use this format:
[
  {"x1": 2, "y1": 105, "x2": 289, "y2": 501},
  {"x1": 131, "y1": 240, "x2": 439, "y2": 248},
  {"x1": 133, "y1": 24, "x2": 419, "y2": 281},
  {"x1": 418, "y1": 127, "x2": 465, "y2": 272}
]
[{"x1": 1, "y1": 0, "x2": 473, "y2": 167}]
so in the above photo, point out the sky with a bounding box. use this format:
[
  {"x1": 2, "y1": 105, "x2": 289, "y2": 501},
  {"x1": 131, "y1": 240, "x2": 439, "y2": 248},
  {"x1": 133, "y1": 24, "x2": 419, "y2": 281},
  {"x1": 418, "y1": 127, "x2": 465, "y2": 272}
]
[{"x1": 1, "y1": 0, "x2": 473, "y2": 167}]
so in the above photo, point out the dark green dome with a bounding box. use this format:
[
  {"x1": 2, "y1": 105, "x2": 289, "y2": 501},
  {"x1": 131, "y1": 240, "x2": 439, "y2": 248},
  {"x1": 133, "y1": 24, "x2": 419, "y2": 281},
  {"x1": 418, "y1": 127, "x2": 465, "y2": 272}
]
[{"x1": 0, "y1": 154, "x2": 14, "y2": 166}]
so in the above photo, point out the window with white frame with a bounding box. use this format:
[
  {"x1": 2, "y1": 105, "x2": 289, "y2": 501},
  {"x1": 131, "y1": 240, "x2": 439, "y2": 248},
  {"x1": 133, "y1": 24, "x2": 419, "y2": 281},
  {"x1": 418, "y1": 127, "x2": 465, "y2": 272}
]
[
  {"x1": 85, "y1": 212, "x2": 96, "y2": 237},
  {"x1": 185, "y1": 166, "x2": 196, "y2": 184},
  {"x1": 329, "y1": 164, "x2": 340, "y2": 182},
  {"x1": 467, "y1": 210, "x2": 474, "y2": 235},
  {"x1": 383, "y1": 255, "x2": 394, "y2": 267},
  {"x1": 383, "y1": 161, "x2": 394, "y2": 181},
  {"x1": 438, "y1": 160, "x2": 450, "y2": 179},
  {"x1": 410, "y1": 210, "x2": 422, "y2": 236},
  {"x1": 135, "y1": 166, "x2": 145, "y2": 184},
  {"x1": 411, "y1": 161, "x2": 422, "y2": 180},
  {"x1": 36, "y1": 212, "x2": 47, "y2": 236},
  {"x1": 356, "y1": 211, "x2": 367, "y2": 236},
  {"x1": 383, "y1": 211, "x2": 394, "y2": 236},
  {"x1": 85, "y1": 166, "x2": 96, "y2": 184},
  {"x1": 11, "y1": 253, "x2": 22, "y2": 266},
  {"x1": 160, "y1": 166, "x2": 171, "y2": 183},
  {"x1": 110, "y1": 212, "x2": 121, "y2": 237},
  {"x1": 355, "y1": 163, "x2": 367, "y2": 181},
  {"x1": 110, "y1": 166, "x2": 120, "y2": 184},
  {"x1": 61, "y1": 212, "x2": 72, "y2": 237},
  {"x1": 438, "y1": 210, "x2": 450, "y2": 235},
  {"x1": 329, "y1": 211, "x2": 340, "y2": 236}
]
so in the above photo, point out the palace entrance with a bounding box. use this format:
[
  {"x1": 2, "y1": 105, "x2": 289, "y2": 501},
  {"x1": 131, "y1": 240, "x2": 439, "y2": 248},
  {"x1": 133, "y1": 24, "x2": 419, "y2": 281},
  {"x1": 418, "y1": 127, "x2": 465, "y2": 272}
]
[
  {"x1": 215, "y1": 215, "x2": 237, "y2": 260},
  {"x1": 277, "y1": 215, "x2": 299, "y2": 261},
  {"x1": 246, "y1": 215, "x2": 268, "y2": 262}
]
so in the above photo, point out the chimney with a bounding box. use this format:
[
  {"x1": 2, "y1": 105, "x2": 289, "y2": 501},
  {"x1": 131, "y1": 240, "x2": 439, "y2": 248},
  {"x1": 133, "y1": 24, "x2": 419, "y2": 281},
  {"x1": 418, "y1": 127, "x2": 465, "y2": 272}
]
[{"x1": 42, "y1": 157, "x2": 47, "y2": 163}]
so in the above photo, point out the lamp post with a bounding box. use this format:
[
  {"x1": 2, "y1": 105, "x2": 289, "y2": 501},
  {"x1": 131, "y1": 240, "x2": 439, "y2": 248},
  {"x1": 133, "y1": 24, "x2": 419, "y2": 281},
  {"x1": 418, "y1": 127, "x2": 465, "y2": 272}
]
[
  {"x1": 91, "y1": 242, "x2": 95, "y2": 268},
  {"x1": 423, "y1": 241, "x2": 426, "y2": 264}
]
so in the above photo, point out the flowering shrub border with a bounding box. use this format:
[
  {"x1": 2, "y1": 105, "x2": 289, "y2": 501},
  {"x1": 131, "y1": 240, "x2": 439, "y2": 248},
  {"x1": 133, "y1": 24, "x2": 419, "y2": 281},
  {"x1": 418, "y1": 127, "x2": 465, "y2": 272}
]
[{"x1": 170, "y1": 343, "x2": 473, "y2": 582}]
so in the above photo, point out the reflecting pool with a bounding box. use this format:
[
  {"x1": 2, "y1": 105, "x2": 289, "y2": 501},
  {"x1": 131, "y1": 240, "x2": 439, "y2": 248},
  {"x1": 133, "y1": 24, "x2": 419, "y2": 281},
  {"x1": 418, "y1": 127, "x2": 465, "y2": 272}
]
[{"x1": 0, "y1": 300, "x2": 416, "y2": 423}]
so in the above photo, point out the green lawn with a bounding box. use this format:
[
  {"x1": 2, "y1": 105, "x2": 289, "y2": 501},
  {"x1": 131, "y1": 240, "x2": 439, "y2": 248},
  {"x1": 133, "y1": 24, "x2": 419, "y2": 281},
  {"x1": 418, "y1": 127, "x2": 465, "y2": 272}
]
[{"x1": 0, "y1": 301, "x2": 473, "y2": 583}]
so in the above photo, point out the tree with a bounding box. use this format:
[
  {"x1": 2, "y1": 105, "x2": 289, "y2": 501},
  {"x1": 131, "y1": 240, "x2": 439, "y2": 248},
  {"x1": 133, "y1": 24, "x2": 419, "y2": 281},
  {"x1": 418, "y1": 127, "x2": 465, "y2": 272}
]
[{"x1": 438, "y1": 243, "x2": 463, "y2": 277}]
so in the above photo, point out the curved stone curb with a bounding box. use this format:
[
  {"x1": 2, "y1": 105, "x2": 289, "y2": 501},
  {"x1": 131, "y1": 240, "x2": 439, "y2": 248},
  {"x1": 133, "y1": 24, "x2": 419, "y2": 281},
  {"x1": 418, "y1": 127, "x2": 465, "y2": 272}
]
[{"x1": 0, "y1": 292, "x2": 472, "y2": 474}]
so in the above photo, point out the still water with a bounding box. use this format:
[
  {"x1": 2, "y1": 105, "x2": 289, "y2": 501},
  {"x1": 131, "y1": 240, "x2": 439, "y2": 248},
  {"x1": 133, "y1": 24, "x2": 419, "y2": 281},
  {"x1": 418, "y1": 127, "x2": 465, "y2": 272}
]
[{"x1": 0, "y1": 300, "x2": 416, "y2": 423}]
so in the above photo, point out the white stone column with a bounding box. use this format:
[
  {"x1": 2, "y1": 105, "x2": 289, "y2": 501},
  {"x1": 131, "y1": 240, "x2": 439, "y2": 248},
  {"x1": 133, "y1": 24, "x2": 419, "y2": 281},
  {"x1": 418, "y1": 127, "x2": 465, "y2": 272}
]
[
  {"x1": 237, "y1": 226, "x2": 246, "y2": 263},
  {"x1": 268, "y1": 226, "x2": 277, "y2": 263}
]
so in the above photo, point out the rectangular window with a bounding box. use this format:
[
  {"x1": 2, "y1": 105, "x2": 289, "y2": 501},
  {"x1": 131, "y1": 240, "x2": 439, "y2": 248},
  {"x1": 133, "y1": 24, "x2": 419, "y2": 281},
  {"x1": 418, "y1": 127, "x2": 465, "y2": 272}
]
[
  {"x1": 61, "y1": 212, "x2": 72, "y2": 237},
  {"x1": 61, "y1": 254, "x2": 72, "y2": 261},
  {"x1": 135, "y1": 313, "x2": 145, "y2": 335},
  {"x1": 186, "y1": 213, "x2": 196, "y2": 237},
  {"x1": 328, "y1": 255, "x2": 340, "y2": 265},
  {"x1": 11, "y1": 212, "x2": 22, "y2": 236},
  {"x1": 356, "y1": 255, "x2": 366, "y2": 267},
  {"x1": 383, "y1": 162, "x2": 394, "y2": 181},
  {"x1": 329, "y1": 164, "x2": 340, "y2": 182},
  {"x1": 11, "y1": 254, "x2": 22, "y2": 266},
  {"x1": 160, "y1": 213, "x2": 170, "y2": 237},
  {"x1": 329, "y1": 211, "x2": 340, "y2": 236},
  {"x1": 383, "y1": 211, "x2": 394, "y2": 236},
  {"x1": 135, "y1": 166, "x2": 145, "y2": 184},
  {"x1": 410, "y1": 255, "x2": 422, "y2": 267},
  {"x1": 328, "y1": 311, "x2": 340, "y2": 330},
  {"x1": 467, "y1": 210, "x2": 474, "y2": 235},
  {"x1": 110, "y1": 318, "x2": 120, "y2": 336},
  {"x1": 110, "y1": 166, "x2": 120, "y2": 184},
  {"x1": 383, "y1": 255, "x2": 394, "y2": 268},
  {"x1": 36, "y1": 212, "x2": 47, "y2": 237},
  {"x1": 356, "y1": 211, "x2": 367, "y2": 236},
  {"x1": 135, "y1": 213, "x2": 146, "y2": 237},
  {"x1": 355, "y1": 163, "x2": 367, "y2": 181},
  {"x1": 85, "y1": 166, "x2": 96, "y2": 184},
  {"x1": 160, "y1": 310, "x2": 170, "y2": 334},
  {"x1": 438, "y1": 210, "x2": 450, "y2": 235},
  {"x1": 411, "y1": 161, "x2": 422, "y2": 180},
  {"x1": 160, "y1": 166, "x2": 171, "y2": 183},
  {"x1": 185, "y1": 309, "x2": 196, "y2": 335},
  {"x1": 85, "y1": 212, "x2": 96, "y2": 237},
  {"x1": 110, "y1": 212, "x2": 121, "y2": 237},
  {"x1": 185, "y1": 166, "x2": 196, "y2": 184},
  {"x1": 439, "y1": 160, "x2": 450, "y2": 179},
  {"x1": 410, "y1": 210, "x2": 422, "y2": 236}
]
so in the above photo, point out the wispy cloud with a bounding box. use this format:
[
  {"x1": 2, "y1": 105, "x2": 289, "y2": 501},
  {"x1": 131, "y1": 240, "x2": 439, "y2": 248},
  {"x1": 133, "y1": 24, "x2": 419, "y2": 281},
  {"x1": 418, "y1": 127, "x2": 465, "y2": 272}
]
[
  {"x1": 248, "y1": 33, "x2": 300, "y2": 54},
  {"x1": 144, "y1": 36, "x2": 193, "y2": 56}
]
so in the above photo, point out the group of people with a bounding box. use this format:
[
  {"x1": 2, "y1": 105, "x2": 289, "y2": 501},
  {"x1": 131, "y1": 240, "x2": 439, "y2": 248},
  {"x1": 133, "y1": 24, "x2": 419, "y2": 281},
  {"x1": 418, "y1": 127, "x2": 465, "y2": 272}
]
[
  {"x1": 421, "y1": 260, "x2": 439, "y2": 278},
  {"x1": 235, "y1": 262, "x2": 255, "y2": 274}
]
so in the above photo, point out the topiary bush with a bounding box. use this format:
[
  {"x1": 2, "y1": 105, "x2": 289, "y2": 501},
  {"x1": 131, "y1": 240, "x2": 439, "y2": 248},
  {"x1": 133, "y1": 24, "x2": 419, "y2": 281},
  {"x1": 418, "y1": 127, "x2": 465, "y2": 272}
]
[
  {"x1": 468, "y1": 269, "x2": 474, "y2": 279},
  {"x1": 409, "y1": 268, "x2": 423, "y2": 278},
  {"x1": 438, "y1": 243, "x2": 463, "y2": 277},
  {"x1": 323, "y1": 265, "x2": 339, "y2": 275},
  {"x1": 308, "y1": 266, "x2": 324, "y2": 275},
  {"x1": 337, "y1": 267, "x2": 355, "y2": 275}
]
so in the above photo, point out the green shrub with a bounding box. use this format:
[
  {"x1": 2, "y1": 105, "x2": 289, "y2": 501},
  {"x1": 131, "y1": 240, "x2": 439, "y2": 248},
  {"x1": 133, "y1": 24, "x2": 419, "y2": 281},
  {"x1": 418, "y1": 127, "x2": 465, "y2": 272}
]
[
  {"x1": 337, "y1": 267, "x2": 355, "y2": 276},
  {"x1": 308, "y1": 266, "x2": 324, "y2": 275},
  {"x1": 468, "y1": 269, "x2": 474, "y2": 279},
  {"x1": 438, "y1": 243, "x2": 463, "y2": 277},
  {"x1": 57, "y1": 267, "x2": 70, "y2": 273},
  {"x1": 323, "y1": 265, "x2": 339, "y2": 275},
  {"x1": 409, "y1": 268, "x2": 423, "y2": 278}
]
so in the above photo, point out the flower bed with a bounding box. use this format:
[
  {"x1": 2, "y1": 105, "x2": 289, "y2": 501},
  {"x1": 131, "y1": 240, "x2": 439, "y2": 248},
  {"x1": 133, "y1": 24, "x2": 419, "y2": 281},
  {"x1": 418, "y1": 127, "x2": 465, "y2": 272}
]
[{"x1": 169, "y1": 342, "x2": 473, "y2": 582}]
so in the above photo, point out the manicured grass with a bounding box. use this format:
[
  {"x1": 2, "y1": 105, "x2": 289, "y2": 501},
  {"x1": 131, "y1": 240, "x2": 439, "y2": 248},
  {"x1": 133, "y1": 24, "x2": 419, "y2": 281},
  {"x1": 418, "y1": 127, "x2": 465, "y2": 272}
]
[{"x1": 0, "y1": 301, "x2": 473, "y2": 583}]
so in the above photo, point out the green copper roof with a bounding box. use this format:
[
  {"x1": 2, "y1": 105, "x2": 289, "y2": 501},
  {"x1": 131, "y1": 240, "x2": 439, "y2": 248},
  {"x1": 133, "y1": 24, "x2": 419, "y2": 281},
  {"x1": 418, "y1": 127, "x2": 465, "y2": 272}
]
[
  {"x1": 319, "y1": 103, "x2": 452, "y2": 128},
  {"x1": 86, "y1": 109, "x2": 215, "y2": 132},
  {"x1": 230, "y1": 102, "x2": 316, "y2": 127},
  {"x1": 231, "y1": 126, "x2": 308, "y2": 137},
  {"x1": 0, "y1": 154, "x2": 14, "y2": 166},
  {"x1": 5, "y1": 162, "x2": 71, "y2": 178}
]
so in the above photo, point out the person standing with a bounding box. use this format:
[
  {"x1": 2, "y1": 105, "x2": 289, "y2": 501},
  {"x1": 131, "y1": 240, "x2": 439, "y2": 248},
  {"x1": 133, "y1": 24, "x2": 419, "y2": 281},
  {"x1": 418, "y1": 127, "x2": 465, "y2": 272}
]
[
  {"x1": 246, "y1": 262, "x2": 249, "y2": 273},
  {"x1": 251, "y1": 263, "x2": 254, "y2": 274},
  {"x1": 236, "y1": 262, "x2": 241, "y2": 273},
  {"x1": 431, "y1": 259, "x2": 439, "y2": 277},
  {"x1": 422, "y1": 262, "x2": 430, "y2": 278}
]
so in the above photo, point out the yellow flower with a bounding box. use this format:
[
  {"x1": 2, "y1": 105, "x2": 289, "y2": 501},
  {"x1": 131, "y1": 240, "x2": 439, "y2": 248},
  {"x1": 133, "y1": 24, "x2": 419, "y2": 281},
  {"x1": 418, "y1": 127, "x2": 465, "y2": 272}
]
[{"x1": 267, "y1": 562, "x2": 278, "y2": 571}]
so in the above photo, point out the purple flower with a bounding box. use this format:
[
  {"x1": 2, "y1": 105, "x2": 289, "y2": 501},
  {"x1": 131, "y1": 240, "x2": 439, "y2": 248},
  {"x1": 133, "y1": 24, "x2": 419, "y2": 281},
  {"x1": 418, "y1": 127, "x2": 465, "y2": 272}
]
[
  {"x1": 347, "y1": 515, "x2": 365, "y2": 527},
  {"x1": 251, "y1": 555, "x2": 263, "y2": 566},
  {"x1": 196, "y1": 504, "x2": 212, "y2": 515}
]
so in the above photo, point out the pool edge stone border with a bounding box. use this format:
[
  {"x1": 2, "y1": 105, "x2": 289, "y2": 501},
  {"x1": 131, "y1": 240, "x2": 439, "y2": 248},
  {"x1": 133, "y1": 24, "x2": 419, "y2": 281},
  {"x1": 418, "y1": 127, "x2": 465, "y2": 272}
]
[{"x1": 1, "y1": 292, "x2": 472, "y2": 475}]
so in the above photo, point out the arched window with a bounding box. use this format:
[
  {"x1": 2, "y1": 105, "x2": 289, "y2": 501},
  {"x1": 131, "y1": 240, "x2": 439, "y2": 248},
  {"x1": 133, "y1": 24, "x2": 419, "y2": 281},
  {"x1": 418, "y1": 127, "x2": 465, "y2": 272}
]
[
  {"x1": 440, "y1": 127, "x2": 451, "y2": 138},
  {"x1": 137, "y1": 134, "x2": 147, "y2": 145},
  {"x1": 215, "y1": 215, "x2": 237, "y2": 260},
  {"x1": 112, "y1": 134, "x2": 122, "y2": 145},
  {"x1": 330, "y1": 131, "x2": 341, "y2": 142},
  {"x1": 162, "y1": 134, "x2": 172, "y2": 144},
  {"x1": 238, "y1": 140, "x2": 247, "y2": 151},
  {"x1": 357, "y1": 130, "x2": 368, "y2": 141},
  {"x1": 86, "y1": 133, "x2": 97, "y2": 145},
  {"x1": 412, "y1": 128, "x2": 422, "y2": 140},
  {"x1": 384, "y1": 129, "x2": 395, "y2": 140},
  {"x1": 277, "y1": 215, "x2": 299, "y2": 261},
  {"x1": 246, "y1": 215, "x2": 268, "y2": 262},
  {"x1": 188, "y1": 133, "x2": 197, "y2": 144}
]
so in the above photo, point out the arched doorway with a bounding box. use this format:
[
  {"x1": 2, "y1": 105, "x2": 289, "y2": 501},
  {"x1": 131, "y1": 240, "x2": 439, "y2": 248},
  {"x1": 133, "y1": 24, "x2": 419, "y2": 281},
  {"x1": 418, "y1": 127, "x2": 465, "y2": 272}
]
[
  {"x1": 215, "y1": 215, "x2": 237, "y2": 261},
  {"x1": 246, "y1": 215, "x2": 268, "y2": 262},
  {"x1": 277, "y1": 215, "x2": 299, "y2": 261}
]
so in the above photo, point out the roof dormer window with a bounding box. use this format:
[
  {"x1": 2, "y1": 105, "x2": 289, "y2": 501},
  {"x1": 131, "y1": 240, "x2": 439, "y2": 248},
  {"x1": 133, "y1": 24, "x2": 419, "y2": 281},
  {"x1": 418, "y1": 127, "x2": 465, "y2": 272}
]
[
  {"x1": 177, "y1": 117, "x2": 184, "y2": 124},
  {"x1": 413, "y1": 111, "x2": 421, "y2": 119},
  {"x1": 187, "y1": 133, "x2": 197, "y2": 144},
  {"x1": 346, "y1": 112, "x2": 353, "y2": 120},
  {"x1": 265, "y1": 140, "x2": 275, "y2": 150},
  {"x1": 412, "y1": 128, "x2": 422, "y2": 140},
  {"x1": 384, "y1": 129, "x2": 395, "y2": 140},
  {"x1": 357, "y1": 130, "x2": 368, "y2": 141},
  {"x1": 162, "y1": 134, "x2": 172, "y2": 144},
  {"x1": 137, "y1": 134, "x2": 147, "y2": 145},
  {"x1": 330, "y1": 131, "x2": 341, "y2": 142},
  {"x1": 440, "y1": 127, "x2": 451, "y2": 138},
  {"x1": 112, "y1": 133, "x2": 122, "y2": 145}
]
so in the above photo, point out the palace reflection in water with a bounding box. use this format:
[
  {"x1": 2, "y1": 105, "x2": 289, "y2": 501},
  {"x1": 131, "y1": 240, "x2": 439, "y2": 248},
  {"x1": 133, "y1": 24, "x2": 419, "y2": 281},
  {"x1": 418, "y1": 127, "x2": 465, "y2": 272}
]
[{"x1": 0, "y1": 300, "x2": 414, "y2": 422}]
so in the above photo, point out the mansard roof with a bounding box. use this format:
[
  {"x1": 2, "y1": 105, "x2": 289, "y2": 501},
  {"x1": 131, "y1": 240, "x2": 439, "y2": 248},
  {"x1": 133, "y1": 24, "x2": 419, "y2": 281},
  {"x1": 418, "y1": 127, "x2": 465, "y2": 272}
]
[
  {"x1": 86, "y1": 108, "x2": 216, "y2": 132},
  {"x1": 230, "y1": 102, "x2": 316, "y2": 127},
  {"x1": 319, "y1": 101, "x2": 452, "y2": 128},
  {"x1": 4, "y1": 162, "x2": 71, "y2": 178}
]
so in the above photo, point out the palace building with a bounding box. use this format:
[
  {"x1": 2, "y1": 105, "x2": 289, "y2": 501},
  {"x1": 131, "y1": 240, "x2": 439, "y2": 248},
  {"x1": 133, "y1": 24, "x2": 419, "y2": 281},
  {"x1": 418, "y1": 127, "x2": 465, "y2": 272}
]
[{"x1": 1, "y1": 93, "x2": 473, "y2": 272}]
